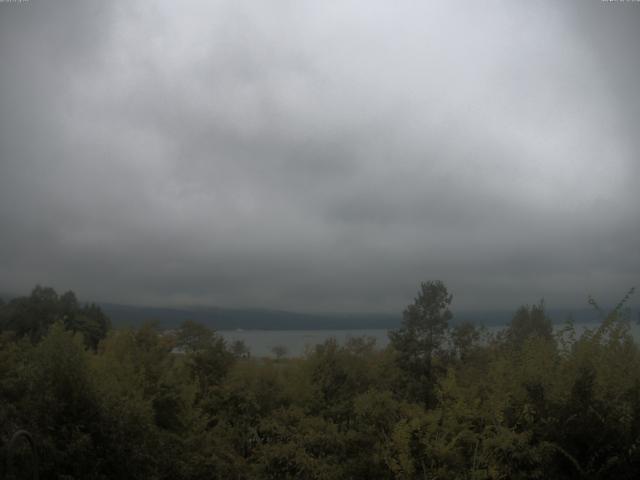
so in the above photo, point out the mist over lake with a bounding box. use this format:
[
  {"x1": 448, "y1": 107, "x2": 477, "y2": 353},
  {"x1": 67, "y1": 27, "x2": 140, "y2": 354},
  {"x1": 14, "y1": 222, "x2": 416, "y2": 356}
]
[{"x1": 220, "y1": 321, "x2": 640, "y2": 358}]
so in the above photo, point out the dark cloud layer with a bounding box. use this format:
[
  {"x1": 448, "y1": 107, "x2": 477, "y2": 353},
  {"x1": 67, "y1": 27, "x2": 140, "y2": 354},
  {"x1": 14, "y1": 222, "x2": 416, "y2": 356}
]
[{"x1": 1, "y1": 0, "x2": 638, "y2": 313}]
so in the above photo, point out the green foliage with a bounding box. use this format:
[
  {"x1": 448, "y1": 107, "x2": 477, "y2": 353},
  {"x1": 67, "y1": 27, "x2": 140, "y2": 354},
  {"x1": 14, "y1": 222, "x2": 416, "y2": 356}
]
[
  {"x1": 231, "y1": 339, "x2": 251, "y2": 358},
  {"x1": 506, "y1": 300, "x2": 553, "y2": 349},
  {"x1": 271, "y1": 345, "x2": 288, "y2": 360},
  {"x1": 176, "y1": 320, "x2": 235, "y2": 395},
  {"x1": 451, "y1": 321, "x2": 482, "y2": 361},
  {"x1": 1, "y1": 283, "x2": 640, "y2": 479},
  {"x1": 389, "y1": 280, "x2": 453, "y2": 406},
  {"x1": 0, "y1": 286, "x2": 110, "y2": 348}
]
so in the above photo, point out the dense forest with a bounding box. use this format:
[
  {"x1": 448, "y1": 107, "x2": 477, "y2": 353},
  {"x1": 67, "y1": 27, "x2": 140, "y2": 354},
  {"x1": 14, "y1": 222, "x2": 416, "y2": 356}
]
[{"x1": 1, "y1": 282, "x2": 639, "y2": 479}]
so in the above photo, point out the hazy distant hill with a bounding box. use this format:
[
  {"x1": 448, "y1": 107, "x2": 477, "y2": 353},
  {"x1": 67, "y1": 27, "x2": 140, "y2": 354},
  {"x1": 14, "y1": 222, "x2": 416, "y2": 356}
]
[
  {"x1": 97, "y1": 302, "x2": 628, "y2": 331},
  {"x1": 98, "y1": 303, "x2": 401, "y2": 330},
  {"x1": 2, "y1": 291, "x2": 635, "y2": 330}
]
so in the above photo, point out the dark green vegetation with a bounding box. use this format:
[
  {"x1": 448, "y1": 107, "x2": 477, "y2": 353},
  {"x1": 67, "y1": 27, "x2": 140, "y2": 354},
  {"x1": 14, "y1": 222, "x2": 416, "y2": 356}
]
[{"x1": 1, "y1": 283, "x2": 639, "y2": 479}]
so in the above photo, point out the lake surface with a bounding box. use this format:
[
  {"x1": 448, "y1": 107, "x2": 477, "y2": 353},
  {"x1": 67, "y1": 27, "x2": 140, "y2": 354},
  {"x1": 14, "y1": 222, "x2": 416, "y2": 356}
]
[
  {"x1": 219, "y1": 329, "x2": 391, "y2": 357},
  {"x1": 219, "y1": 322, "x2": 640, "y2": 358}
]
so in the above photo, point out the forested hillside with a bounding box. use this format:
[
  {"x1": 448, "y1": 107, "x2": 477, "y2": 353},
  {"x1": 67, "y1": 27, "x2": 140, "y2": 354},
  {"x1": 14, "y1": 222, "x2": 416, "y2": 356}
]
[{"x1": 1, "y1": 283, "x2": 639, "y2": 479}]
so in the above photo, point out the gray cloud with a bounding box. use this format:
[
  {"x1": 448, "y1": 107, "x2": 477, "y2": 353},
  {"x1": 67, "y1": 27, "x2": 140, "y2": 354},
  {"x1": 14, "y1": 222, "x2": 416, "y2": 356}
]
[{"x1": 0, "y1": 0, "x2": 638, "y2": 313}]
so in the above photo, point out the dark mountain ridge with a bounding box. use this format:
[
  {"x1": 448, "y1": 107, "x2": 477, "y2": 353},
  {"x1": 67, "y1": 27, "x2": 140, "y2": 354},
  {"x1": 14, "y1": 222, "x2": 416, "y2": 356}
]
[
  {"x1": 98, "y1": 302, "x2": 635, "y2": 331},
  {"x1": 2, "y1": 291, "x2": 636, "y2": 331}
]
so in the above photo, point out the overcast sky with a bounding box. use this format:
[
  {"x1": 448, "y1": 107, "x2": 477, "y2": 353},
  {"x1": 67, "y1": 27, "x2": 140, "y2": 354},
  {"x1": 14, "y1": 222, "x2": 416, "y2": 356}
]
[{"x1": 0, "y1": 0, "x2": 638, "y2": 313}]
